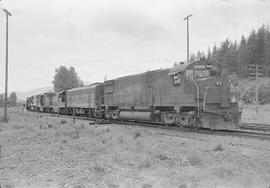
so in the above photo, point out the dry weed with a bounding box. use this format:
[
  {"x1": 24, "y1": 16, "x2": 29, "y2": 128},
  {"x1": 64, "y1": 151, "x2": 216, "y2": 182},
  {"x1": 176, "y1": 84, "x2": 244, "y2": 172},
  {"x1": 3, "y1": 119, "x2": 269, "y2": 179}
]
[
  {"x1": 136, "y1": 141, "x2": 144, "y2": 151},
  {"x1": 118, "y1": 136, "x2": 124, "y2": 144},
  {"x1": 213, "y1": 167, "x2": 234, "y2": 179},
  {"x1": 156, "y1": 153, "x2": 170, "y2": 161},
  {"x1": 138, "y1": 158, "x2": 152, "y2": 169},
  {"x1": 142, "y1": 183, "x2": 153, "y2": 188},
  {"x1": 11, "y1": 124, "x2": 25, "y2": 130},
  {"x1": 0, "y1": 115, "x2": 9, "y2": 122},
  {"x1": 186, "y1": 154, "x2": 203, "y2": 166},
  {"x1": 37, "y1": 132, "x2": 42, "y2": 137},
  {"x1": 178, "y1": 183, "x2": 187, "y2": 188},
  {"x1": 48, "y1": 124, "x2": 53, "y2": 129},
  {"x1": 73, "y1": 185, "x2": 85, "y2": 188},
  {"x1": 112, "y1": 153, "x2": 121, "y2": 163},
  {"x1": 39, "y1": 124, "x2": 44, "y2": 129},
  {"x1": 213, "y1": 143, "x2": 224, "y2": 151},
  {"x1": 134, "y1": 131, "x2": 141, "y2": 138},
  {"x1": 92, "y1": 165, "x2": 106, "y2": 178},
  {"x1": 180, "y1": 154, "x2": 203, "y2": 167},
  {"x1": 70, "y1": 129, "x2": 80, "y2": 139},
  {"x1": 60, "y1": 119, "x2": 67, "y2": 124}
]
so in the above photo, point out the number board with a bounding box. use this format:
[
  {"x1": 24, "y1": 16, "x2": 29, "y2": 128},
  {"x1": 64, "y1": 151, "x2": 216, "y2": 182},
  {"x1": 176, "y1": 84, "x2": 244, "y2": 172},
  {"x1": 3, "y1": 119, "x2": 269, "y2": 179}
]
[{"x1": 194, "y1": 65, "x2": 205, "y2": 69}]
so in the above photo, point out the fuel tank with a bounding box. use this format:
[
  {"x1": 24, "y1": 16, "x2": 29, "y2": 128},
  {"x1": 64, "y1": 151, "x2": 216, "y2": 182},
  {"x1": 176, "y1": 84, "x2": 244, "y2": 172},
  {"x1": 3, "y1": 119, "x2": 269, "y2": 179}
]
[
  {"x1": 119, "y1": 111, "x2": 153, "y2": 121},
  {"x1": 119, "y1": 107, "x2": 152, "y2": 111}
]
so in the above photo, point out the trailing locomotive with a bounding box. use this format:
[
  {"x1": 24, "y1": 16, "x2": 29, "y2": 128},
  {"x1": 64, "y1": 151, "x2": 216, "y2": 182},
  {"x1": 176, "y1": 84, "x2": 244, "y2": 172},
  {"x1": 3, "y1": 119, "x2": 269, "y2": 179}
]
[{"x1": 26, "y1": 58, "x2": 241, "y2": 130}]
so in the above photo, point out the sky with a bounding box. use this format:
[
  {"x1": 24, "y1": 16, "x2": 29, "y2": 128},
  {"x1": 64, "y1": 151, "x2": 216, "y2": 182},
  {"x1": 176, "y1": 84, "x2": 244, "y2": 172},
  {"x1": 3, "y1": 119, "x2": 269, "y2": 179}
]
[{"x1": 0, "y1": 0, "x2": 269, "y2": 92}]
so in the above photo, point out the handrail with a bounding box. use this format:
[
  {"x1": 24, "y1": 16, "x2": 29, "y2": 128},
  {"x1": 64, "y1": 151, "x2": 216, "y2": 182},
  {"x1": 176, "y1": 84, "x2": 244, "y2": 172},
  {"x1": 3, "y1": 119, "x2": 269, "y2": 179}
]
[
  {"x1": 203, "y1": 87, "x2": 210, "y2": 111},
  {"x1": 191, "y1": 78, "x2": 200, "y2": 118}
]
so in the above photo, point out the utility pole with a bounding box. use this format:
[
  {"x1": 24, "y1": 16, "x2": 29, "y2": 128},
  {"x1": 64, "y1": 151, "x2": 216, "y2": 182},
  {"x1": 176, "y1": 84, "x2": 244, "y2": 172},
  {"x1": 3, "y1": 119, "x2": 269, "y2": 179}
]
[
  {"x1": 255, "y1": 64, "x2": 258, "y2": 105},
  {"x1": 183, "y1": 14, "x2": 192, "y2": 63},
  {"x1": 3, "y1": 9, "x2": 12, "y2": 122}
]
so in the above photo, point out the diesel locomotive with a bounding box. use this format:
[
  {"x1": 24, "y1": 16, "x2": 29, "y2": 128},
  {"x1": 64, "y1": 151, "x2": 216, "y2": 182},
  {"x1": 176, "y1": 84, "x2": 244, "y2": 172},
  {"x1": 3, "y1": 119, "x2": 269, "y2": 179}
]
[{"x1": 26, "y1": 58, "x2": 242, "y2": 130}]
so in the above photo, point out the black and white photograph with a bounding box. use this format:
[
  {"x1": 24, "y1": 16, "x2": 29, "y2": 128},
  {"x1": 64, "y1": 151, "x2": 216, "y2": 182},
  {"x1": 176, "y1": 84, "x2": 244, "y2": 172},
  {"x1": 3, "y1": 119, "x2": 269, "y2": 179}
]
[{"x1": 0, "y1": 0, "x2": 270, "y2": 187}]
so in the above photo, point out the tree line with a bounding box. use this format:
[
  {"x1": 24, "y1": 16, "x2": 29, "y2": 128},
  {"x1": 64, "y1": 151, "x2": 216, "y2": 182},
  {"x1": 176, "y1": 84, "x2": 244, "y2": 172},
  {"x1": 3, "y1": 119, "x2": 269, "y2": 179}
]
[
  {"x1": 0, "y1": 92, "x2": 17, "y2": 107},
  {"x1": 52, "y1": 24, "x2": 270, "y2": 92},
  {"x1": 190, "y1": 24, "x2": 270, "y2": 77}
]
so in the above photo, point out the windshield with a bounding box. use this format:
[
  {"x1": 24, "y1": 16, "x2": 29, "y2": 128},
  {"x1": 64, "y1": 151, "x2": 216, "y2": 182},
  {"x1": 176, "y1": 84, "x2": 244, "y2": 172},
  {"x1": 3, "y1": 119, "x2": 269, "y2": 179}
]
[{"x1": 194, "y1": 69, "x2": 210, "y2": 78}]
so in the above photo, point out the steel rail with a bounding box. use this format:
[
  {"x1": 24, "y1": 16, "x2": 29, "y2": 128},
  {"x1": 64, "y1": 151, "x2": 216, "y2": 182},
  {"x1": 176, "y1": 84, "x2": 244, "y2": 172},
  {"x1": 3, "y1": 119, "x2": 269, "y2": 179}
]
[
  {"x1": 240, "y1": 123, "x2": 270, "y2": 132},
  {"x1": 27, "y1": 111, "x2": 270, "y2": 140}
]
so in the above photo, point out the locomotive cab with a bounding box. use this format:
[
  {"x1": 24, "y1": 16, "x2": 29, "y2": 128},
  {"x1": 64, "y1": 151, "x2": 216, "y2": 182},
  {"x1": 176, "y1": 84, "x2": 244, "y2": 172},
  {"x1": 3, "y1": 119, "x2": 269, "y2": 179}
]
[{"x1": 169, "y1": 58, "x2": 241, "y2": 130}]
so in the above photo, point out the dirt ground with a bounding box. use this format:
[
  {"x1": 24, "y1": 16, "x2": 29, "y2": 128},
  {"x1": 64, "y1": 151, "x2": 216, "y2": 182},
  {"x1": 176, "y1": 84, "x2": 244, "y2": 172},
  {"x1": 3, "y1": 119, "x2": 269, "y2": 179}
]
[{"x1": 1, "y1": 107, "x2": 270, "y2": 188}]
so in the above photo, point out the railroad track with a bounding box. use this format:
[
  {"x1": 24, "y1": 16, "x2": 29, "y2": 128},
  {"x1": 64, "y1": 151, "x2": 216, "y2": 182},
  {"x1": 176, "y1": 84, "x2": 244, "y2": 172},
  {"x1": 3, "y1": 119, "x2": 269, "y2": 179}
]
[
  {"x1": 240, "y1": 123, "x2": 270, "y2": 132},
  {"x1": 29, "y1": 111, "x2": 270, "y2": 140}
]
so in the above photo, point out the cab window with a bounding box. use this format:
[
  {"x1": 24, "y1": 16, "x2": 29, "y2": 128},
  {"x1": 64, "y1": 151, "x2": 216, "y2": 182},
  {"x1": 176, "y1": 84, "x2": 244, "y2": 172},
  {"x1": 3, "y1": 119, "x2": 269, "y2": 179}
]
[
  {"x1": 173, "y1": 73, "x2": 181, "y2": 85},
  {"x1": 194, "y1": 69, "x2": 210, "y2": 78}
]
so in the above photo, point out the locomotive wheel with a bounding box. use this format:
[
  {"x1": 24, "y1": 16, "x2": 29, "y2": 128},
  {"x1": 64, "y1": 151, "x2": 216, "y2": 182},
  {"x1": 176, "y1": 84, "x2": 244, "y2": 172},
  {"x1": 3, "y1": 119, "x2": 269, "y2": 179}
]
[{"x1": 178, "y1": 112, "x2": 197, "y2": 128}]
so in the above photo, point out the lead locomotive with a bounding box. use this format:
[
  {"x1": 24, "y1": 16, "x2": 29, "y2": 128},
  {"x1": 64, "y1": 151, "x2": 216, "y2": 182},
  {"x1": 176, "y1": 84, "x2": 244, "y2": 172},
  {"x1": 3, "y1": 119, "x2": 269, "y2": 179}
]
[{"x1": 26, "y1": 58, "x2": 241, "y2": 130}]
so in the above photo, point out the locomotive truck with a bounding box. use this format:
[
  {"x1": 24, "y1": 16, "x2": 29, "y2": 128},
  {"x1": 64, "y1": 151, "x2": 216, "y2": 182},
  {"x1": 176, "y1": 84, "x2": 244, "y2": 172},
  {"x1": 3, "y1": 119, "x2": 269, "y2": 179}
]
[{"x1": 26, "y1": 58, "x2": 241, "y2": 130}]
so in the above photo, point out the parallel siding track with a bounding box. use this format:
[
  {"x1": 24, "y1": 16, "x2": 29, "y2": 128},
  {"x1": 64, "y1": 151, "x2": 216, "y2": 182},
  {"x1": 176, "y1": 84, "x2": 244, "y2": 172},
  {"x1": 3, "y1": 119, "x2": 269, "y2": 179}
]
[{"x1": 240, "y1": 123, "x2": 270, "y2": 132}]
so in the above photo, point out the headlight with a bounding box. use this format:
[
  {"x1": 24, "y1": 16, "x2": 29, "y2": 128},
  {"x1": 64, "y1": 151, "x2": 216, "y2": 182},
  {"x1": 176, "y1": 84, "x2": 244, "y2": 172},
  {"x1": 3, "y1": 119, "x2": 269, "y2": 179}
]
[
  {"x1": 231, "y1": 95, "x2": 237, "y2": 103},
  {"x1": 216, "y1": 80, "x2": 222, "y2": 86}
]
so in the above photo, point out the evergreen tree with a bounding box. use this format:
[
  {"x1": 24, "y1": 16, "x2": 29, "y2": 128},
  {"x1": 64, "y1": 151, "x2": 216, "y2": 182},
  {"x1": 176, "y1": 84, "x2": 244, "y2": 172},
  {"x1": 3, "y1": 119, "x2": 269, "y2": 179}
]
[
  {"x1": 207, "y1": 47, "x2": 211, "y2": 59},
  {"x1": 246, "y1": 29, "x2": 257, "y2": 65},
  {"x1": 193, "y1": 24, "x2": 270, "y2": 77},
  {"x1": 189, "y1": 53, "x2": 196, "y2": 62},
  {"x1": 256, "y1": 25, "x2": 266, "y2": 65},
  {"x1": 212, "y1": 44, "x2": 218, "y2": 62},
  {"x1": 238, "y1": 35, "x2": 249, "y2": 77}
]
